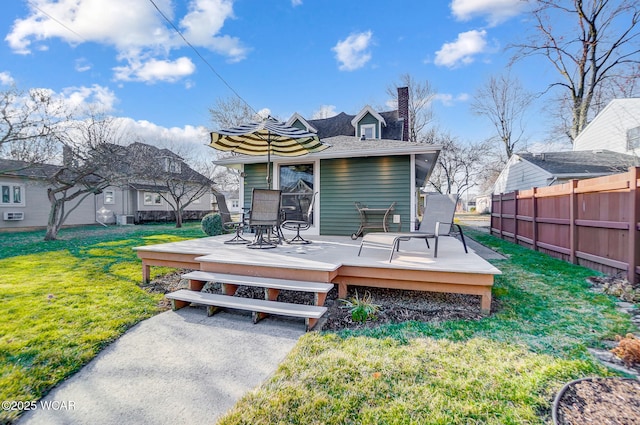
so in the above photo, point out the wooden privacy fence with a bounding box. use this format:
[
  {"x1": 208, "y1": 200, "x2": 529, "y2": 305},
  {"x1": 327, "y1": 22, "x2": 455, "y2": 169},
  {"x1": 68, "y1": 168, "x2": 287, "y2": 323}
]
[{"x1": 491, "y1": 167, "x2": 640, "y2": 283}]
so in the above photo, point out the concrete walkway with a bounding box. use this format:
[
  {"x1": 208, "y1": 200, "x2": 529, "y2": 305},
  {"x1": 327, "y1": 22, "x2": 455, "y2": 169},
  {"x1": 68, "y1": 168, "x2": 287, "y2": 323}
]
[{"x1": 18, "y1": 309, "x2": 304, "y2": 425}]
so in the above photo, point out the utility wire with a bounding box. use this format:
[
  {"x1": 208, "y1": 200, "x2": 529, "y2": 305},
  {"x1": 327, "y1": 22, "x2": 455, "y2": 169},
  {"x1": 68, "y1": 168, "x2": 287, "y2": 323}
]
[
  {"x1": 146, "y1": 0, "x2": 258, "y2": 117},
  {"x1": 32, "y1": 4, "x2": 86, "y2": 43}
]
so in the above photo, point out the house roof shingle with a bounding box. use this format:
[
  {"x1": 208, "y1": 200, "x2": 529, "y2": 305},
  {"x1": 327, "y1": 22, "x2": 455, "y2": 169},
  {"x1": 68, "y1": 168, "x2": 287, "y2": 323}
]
[{"x1": 519, "y1": 150, "x2": 640, "y2": 176}]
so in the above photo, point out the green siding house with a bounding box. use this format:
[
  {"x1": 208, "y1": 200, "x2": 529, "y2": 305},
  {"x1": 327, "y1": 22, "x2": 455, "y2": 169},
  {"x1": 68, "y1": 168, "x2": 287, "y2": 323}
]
[{"x1": 214, "y1": 87, "x2": 441, "y2": 236}]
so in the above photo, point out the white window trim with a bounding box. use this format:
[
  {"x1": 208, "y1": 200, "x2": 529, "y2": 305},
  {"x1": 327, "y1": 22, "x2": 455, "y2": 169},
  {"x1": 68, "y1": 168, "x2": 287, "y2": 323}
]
[
  {"x1": 104, "y1": 189, "x2": 115, "y2": 205},
  {"x1": 1, "y1": 183, "x2": 25, "y2": 206},
  {"x1": 361, "y1": 123, "x2": 376, "y2": 139},
  {"x1": 143, "y1": 192, "x2": 163, "y2": 206}
]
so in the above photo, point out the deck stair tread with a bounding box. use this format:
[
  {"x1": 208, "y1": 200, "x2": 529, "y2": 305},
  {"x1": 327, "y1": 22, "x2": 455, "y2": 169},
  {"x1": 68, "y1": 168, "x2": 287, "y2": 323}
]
[
  {"x1": 165, "y1": 289, "x2": 327, "y2": 319},
  {"x1": 181, "y1": 271, "x2": 333, "y2": 293}
]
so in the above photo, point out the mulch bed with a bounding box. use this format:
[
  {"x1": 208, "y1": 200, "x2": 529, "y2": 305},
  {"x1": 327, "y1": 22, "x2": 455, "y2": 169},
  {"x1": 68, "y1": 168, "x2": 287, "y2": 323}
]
[
  {"x1": 141, "y1": 269, "x2": 485, "y2": 331},
  {"x1": 554, "y1": 378, "x2": 640, "y2": 425}
]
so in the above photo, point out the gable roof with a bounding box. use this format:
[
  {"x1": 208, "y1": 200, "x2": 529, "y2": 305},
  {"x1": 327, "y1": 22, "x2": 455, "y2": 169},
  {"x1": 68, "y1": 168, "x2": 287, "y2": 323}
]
[
  {"x1": 519, "y1": 150, "x2": 639, "y2": 176},
  {"x1": 1, "y1": 142, "x2": 213, "y2": 187},
  {"x1": 303, "y1": 110, "x2": 404, "y2": 140},
  {"x1": 350, "y1": 105, "x2": 386, "y2": 128}
]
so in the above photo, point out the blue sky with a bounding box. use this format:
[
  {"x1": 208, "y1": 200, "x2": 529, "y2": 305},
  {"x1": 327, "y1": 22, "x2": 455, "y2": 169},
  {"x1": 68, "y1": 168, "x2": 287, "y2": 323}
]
[{"x1": 0, "y1": 0, "x2": 570, "y2": 154}]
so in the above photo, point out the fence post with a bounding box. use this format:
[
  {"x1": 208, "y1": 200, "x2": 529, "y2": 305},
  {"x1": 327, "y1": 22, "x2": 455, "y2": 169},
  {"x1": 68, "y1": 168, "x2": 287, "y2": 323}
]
[
  {"x1": 532, "y1": 187, "x2": 538, "y2": 251},
  {"x1": 498, "y1": 193, "x2": 503, "y2": 239},
  {"x1": 514, "y1": 191, "x2": 519, "y2": 245},
  {"x1": 628, "y1": 167, "x2": 639, "y2": 284},
  {"x1": 569, "y1": 179, "x2": 579, "y2": 264}
]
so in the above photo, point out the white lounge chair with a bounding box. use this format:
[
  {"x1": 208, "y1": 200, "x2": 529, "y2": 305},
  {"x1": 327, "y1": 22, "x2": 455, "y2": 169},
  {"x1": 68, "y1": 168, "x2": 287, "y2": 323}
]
[{"x1": 358, "y1": 193, "x2": 468, "y2": 262}]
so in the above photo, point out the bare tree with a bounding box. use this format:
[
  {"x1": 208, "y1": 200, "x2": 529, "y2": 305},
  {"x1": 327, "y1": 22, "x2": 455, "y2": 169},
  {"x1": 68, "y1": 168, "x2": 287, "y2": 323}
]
[
  {"x1": 427, "y1": 133, "x2": 493, "y2": 198},
  {"x1": 386, "y1": 74, "x2": 436, "y2": 143},
  {"x1": 471, "y1": 73, "x2": 534, "y2": 158},
  {"x1": 44, "y1": 114, "x2": 129, "y2": 240},
  {"x1": 512, "y1": 0, "x2": 640, "y2": 142},
  {"x1": 0, "y1": 86, "x2": 67, "y2": 167},
  {"x1": 130, "y1": 142, "x2": 214, "y2": 228},
  {"x1": 209, "y1": 96, "x2": 256, "y2": 129}
]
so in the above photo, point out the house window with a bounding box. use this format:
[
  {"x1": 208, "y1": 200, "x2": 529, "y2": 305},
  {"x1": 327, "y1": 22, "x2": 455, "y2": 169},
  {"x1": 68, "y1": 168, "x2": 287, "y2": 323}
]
[
  {"x1": 361, "y1": 124, "x2": 376, "y2": 139},
  {"x1": 104, "y1": 190, "x2": 115, "y2": 204},
  {"x1": 628, "y1": 126, "x2": 640, "y2": 150},
  {"x1": 232, "y1": 200, "x2": 239, "y2": 209},
  {"x1": 279, "y1": 163, "x2": 314, "y2": 223},
  {"x1": 1, "y1": 184, "x2": 24, "y2": 206},
  {"x1": 144, "y1": 192, "x2": 163, "y2": 205}
]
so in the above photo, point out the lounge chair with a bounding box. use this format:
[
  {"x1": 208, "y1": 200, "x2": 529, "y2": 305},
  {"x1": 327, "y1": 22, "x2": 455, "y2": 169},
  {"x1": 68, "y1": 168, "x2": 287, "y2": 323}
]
[
  {"x1": 281, "y1": 192, "x2": 316, "y2": 244},
  {"x1": 247, "y1": 189, "x2": 282, "y2": 249},
  {"x1": 358, "y1": 193, "x2": 468, "y2": 262},
  {"x1": 214, "y1": 192, "x2": 249, "y2": 244}
]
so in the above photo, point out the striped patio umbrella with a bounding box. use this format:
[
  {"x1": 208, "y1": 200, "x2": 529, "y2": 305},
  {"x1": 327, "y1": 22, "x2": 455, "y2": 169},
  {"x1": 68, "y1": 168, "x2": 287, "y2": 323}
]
[{"x1": 209, "y1": 117, "x2": 329, "y2": 187}]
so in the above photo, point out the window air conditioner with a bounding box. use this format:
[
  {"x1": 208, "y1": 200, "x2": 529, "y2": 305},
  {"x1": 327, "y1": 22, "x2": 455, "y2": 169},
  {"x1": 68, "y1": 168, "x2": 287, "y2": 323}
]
[
  {"x1": 3, "y1": 211, "x2": 24, "y2": 221},
  {"x1": 116, "y1": 215, "x2": 134, "y2": 225}
]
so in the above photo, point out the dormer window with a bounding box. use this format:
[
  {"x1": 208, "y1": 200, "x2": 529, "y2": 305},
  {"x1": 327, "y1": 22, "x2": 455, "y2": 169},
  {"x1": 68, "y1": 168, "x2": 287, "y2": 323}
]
[
  {"x1": 351, "y1": 105, "x2": 386, "y2": 140},
  {"x1": 163, "y1": 157, "x2": 182, "y2": 174}
]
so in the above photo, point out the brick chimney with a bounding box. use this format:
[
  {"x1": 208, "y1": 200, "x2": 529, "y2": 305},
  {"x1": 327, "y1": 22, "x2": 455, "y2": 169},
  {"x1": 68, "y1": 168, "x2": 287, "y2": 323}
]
[{"x1": 397, "y1": 86, "x2": 409, "y2": 141}]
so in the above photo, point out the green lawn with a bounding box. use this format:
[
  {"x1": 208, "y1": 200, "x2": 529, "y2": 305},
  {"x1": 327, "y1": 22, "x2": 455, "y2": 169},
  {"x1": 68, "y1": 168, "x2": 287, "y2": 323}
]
[
  {"x1": 1, "y1": 225, "x2": 635, "y2": 424},
  {"x1": 217, "y1": 229, "x2": 636, "y2": 425},
  {"x1": 0, "y1": 223, "x2": 205, "y2": 424}
]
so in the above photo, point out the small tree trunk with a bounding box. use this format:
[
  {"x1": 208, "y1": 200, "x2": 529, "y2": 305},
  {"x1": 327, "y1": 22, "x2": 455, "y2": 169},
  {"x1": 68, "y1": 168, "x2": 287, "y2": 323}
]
[
  {"x1": 45, "y1": 194, "x2": 62, "y2": 241},
  {"x1": 175, "y1": 209, "x2": 183, "y2": 228}
]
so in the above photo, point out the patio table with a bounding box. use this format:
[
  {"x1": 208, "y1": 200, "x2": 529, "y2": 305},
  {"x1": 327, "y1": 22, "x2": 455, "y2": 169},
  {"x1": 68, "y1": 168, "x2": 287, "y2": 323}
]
[{"x1": 351, "y1": 201, "x2": 398, "y2": 239}]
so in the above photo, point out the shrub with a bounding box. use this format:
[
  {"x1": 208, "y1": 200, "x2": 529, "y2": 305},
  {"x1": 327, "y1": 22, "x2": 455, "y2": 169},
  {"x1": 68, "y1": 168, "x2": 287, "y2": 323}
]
[
  {"x1": 611, "y1": 333, "x2": 640, "y2": 366},
  {"x1": 201, "y1": 213, "x2": 224, "y2": 236}
]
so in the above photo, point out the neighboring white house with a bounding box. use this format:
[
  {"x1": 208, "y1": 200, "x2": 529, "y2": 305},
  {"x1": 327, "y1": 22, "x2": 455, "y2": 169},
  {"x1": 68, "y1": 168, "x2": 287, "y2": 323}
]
[
  {"x1": 493, "y1": 98, "x2": 640, "y2": 195},
  {"x1": 573, "y1": 98, "x2": 640, "y2": 154},
  {"x1": 493, "y1": 150, "x2": 638, "y2": 194}
]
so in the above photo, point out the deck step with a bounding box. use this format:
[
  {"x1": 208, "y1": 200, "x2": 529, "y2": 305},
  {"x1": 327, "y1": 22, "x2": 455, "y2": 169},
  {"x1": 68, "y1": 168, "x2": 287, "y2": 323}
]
[
  {"x1": 181, "y1": 271, "x2": 333, "y2": 293},
  {"x1": 165, "y1": 289, "x2": 327, "y2": 330}
]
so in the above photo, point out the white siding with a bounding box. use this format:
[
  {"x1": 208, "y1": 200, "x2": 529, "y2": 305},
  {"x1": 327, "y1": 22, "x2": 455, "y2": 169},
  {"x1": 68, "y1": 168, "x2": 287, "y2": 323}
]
[
  {"x1": 493, "y1": 155, "x2": 554, "y2": 194},
  {"x1": 573, "y1": 99, "x2": 640, "y2": 154}
]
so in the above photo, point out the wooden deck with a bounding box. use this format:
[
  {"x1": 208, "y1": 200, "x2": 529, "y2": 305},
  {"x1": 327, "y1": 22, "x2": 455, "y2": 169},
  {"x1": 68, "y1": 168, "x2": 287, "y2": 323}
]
[{"x1": 134, "y1": 235, "x2": 502, "y2": 315}]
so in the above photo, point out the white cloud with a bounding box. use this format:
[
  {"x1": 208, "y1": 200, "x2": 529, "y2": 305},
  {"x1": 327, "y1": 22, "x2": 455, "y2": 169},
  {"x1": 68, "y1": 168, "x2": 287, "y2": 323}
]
[
  {"x1": 0, "y1": 72, "x2": 15, "y2": 86},
  {"x1": 59, "y1": 84, "x2": 118, "y2": 113},
  {"x1": 5, "y1": 0, "x2": 246, "y2": 82},
  {"x1": 434, "y1": 93, "x2": 470, "y2": 107},
  {"x1": 312, "y1": 105, "x2": 337, "y2": 119},
  {"x1": 291, "y1": 0, "x2": 303, "y2": 6},
  {"x1": 332, "y1": 31, "x2": 373, "y2": 71},
  {"x1": 74, "y1": 58, "x2": 92, "y2": 72},
  {"x1": 434, "y1": 29, "x2": 487, "y2": 68},
  {"x1": 451, "y1": 0, "x2": 528, "y2": 26},
  {"x1": 113, "y1": 57, "x2": 196, "y2": 83}
]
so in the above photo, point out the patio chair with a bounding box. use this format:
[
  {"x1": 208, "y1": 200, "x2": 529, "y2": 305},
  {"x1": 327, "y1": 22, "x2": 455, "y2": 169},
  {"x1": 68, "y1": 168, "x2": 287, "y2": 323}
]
[
  {"x1": 281, "y1": 192, "x2": 317, "y2": 244},
  {"x1": 358, "y1": 193, "x2": 468, "y2": 262},
  {"x1": 214, "y1": 192, "x2": 249, "y2": 244},
  {"x1": 247, "y1": 189, "x2": 282, "y2": 249}
]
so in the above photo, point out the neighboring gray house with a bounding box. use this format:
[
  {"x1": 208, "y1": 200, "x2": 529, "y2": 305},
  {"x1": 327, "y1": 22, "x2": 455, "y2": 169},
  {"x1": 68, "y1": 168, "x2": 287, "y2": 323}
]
[
  {"x1": 213, "y1": 87, "x2": 442, "y2": 236},
  {"x1": 1, "y1": 142, "x2": 214, "y2": 230},
  {"x1": 492, "y1": 150, "x2": 638, "y2": 194},
  {"x1": 0, "y1": 159, "x2": 97, "y2": 230},
  {"x1": 95, "y1": 142, "x2": 214, "y2": 224},
  {"x1": 573, "y1": 98, "x2": 640, "y2": 155}
]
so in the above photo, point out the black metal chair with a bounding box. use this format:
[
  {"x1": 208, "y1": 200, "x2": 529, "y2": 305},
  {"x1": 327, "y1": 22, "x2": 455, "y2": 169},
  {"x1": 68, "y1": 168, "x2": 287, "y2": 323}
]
[
  {"x1": 214, "y1": 192, "x2": 249, "y2": 244},
  {"x1": 281, "y1": 192, "x2": 316, "y2": 244},
  {"x1": 247, "y1": 189, "x2": 282, "y2": 249}
]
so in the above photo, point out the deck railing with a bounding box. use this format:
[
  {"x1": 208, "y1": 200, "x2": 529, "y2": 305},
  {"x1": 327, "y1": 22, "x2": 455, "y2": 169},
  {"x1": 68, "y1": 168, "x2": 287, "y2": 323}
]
[{"x1": 491, "y1": 167, "x2": 640, "y2": 283}]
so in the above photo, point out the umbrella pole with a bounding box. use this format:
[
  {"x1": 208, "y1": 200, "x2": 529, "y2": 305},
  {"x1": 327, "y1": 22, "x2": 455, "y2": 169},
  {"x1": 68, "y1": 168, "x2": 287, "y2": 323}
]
[{"x1": 267, "y1": 136, "x2": 272, "y2": 189}]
